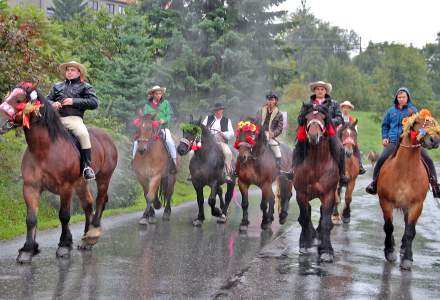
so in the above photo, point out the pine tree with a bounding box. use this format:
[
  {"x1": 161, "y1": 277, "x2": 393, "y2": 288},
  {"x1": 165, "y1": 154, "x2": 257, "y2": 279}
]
[{"x1": 48, "y1": 0, "x2": 88, "y2": 21}]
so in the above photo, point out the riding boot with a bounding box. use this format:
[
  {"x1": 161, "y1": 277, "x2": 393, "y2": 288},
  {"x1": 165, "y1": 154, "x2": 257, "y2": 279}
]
[
  {"x1": 329, "y1": 136, "x2": 348, "y2": 186},
  {"x1": 421, "y1": 149, "x2": 440, "y2": 198},
  {"x1": 365, "y1": 180, "x2": 377, "y2": 195},
  {"x1": 365, "y1": 143, "x2": 396, "y2": 195},
  {"x1": 338, "y1": 152, "x2": 349, "y2": 186},
  {"x1": 275, "y1": 157, "x2": 282, "y2": 172},
  {"x1": 81, "y1": 148, "x2": 95, "y2": 181}
]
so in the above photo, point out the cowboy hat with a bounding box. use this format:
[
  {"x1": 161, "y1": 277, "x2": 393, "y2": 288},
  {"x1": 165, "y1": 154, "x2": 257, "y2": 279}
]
[
  {"x1": 147, "y1": 85, "x2": 166, "y2": 96},
  {"x1": 340, "y1": 101, "x2": 354, "y2": 109},
  {"x1": 266, "y1": 91, "x2": 279, "y2": 100},
  {"x1": 59, "y1": 61, "x2": 87, "y2": 77},
  {"x1": 213, "y1": 102, "x2": 225, "y2": 111},
  {"x1": 309, "y1": 81, "x2": 332, "y2": 94}
]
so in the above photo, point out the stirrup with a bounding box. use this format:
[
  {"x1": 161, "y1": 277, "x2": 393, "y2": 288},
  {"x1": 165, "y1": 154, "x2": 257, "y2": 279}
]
[{"x1": 82, "y1": 167, "x2": 95, "y2": 181}]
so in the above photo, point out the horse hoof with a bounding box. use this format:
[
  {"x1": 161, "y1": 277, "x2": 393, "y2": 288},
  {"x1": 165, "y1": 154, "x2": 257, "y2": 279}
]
[
  {"x1": 239, "y1": 225, "x2": 248, "y2": 233},
  {"x1": 153, "y1": 201, "x2": 162, "y2": 210},
  {"x1": 192, "y1": 219, "x2": 203, "y2": 227},
  {"x1": 299, "y1": 247, "x2": 309, "y2": 255},
  {"x1": 261, "y1": 223, "x2": 271, "y2": 230},
  {"x1": 320, "y1": 253, "x2": 334, "y2": 263},
  {"x1": 400, "y1": 259, "x2": 413, "y2": 270},
  {"x1": 16, "y1": 251, "x2": 33, "y2": 264},
  {"x1": 331, "y1": 215, "x2": 342, "y2": 225},
  {"x1": 148, "y1": 217, "x2": 157, "y2": 224},
  {"x1": 385, "y1": 251, "x2": 397, "y2": 263},
  {"x1": 77, "y1": 240, "x2": 93, "y2": 251},
  {"x1": 85, "y1": 226, "x2": 102, "y2": 239},
  {"x1": 217, "y1": 214, "x2": 227, "y2": 224},
  {"x1": 342, "y1": 217, "x2": 350, "y2": 224},
  {"x1": 139, "y1": 217, "x2": 148, "y2": 225},
  {"x1": 56, "y1": 246, "x2": 71, "y2": 258},
  {"x1": 163, "y1": 212, "x2": 171, "y2": 221}
]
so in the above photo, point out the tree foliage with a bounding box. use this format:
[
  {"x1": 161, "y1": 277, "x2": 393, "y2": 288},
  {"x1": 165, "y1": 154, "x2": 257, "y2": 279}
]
[{"x1": 47, "y1": 0, "x2": 88, "y2": 21}]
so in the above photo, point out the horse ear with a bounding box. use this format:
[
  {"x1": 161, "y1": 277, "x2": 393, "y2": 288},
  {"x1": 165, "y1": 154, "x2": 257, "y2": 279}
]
[{"x1": 352, "y1": 118, "x2": 358, "y2": 127}]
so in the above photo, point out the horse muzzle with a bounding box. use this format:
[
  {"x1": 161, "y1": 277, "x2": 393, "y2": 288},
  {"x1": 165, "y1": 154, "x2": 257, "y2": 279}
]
[
  {"x1": 308, "y1": 133, "x2": 322, "y2": 145},
  {"x1": 344, "y1": 146, "x2": 353, "y2": 157},
  {"x1": 238, "y1": 154, "x2": 249, "y2": 163},
  {"x1": 422, "y1": 135, "x2": 440, "y2": 149},
  {"x1": 177, "y1": 143, "x2": 190, "y2": 156}
]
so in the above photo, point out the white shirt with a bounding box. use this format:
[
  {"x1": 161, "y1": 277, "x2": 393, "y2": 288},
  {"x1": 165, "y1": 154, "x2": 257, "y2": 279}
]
[{"x1": 202, "y1": 115, "x2": 235, "y2": 141}]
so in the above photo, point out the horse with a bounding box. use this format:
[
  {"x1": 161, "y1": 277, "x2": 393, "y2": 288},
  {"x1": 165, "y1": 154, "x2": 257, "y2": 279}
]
[
  {"x1": 234, "y1": 119, "x2": 293, "y2": 231},
  {"x1": 132, "y1": 113, "x2": 177, "y2": 224},
  {"x1": 177, "y1": 118, "x2": 235, "y2": 226},
  {"x1": 367, "y1": 150, "x2": 379, "y2": 167},
  {"x1": 0, "y1": 83, "x2": 118, "y2": 263},
  {"x1": 377, "y1": 109, "x2": 440, "y2": 270},
  {"x1": 292, "y1": 103, "x2": 339, "y2": 262},
  {"x1": 332, "y1": 121, "x2": 360, "y2": 224}
]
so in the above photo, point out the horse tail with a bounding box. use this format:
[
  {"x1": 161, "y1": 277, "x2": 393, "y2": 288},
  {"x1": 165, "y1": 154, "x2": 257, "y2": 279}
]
[{"x1": 275, "y1": 177, "x2": 282, "y2": 214}]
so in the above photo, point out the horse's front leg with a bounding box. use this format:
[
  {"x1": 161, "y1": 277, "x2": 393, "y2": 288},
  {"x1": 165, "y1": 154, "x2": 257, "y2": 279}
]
[
  {"x1": 238, "y1": 179, "x2": 250, "y2": 232},
  {"x1": 380, "y1": 199, "x2": 396, "y2": 263},
  {"x1": 17, "y1": 184, "x2": 41, "y2": 264},
  {"x1": 400, "y1": 203, "x2": 422, "y2": 270},
  {"x1": 193, "y1": 183, "x2": 205, "y2": 227},
  {"x1": 219, "y1": 180, "x2": 235, "y2": 224},
  {"x1": 332, "y1": 184, "x2": 342, "y2": 225},
  {"x1": 260, "y1": 182, "x2": 274, "y2": 230},
  {"x1": 56, "y1": 187, "x2": 74, "y2": 258},
  {"x1": 342, "y1": 180, "x2": 355, "y2": 223},
  {"x1": 297, "y1": 193, "x2": 314, "y2": 254},
  {"x1": 208, "y1": 181, "x2": 222, "y2": 218},
  {"x1": 140, "y1": 175, "x2": 161, "y2": 225},
  {"x1": 318, "y1": 191, "x2": 335, "y2": 262},
  {"x1": 278, "y1": 176, "x2": 292, "y2": 224}
]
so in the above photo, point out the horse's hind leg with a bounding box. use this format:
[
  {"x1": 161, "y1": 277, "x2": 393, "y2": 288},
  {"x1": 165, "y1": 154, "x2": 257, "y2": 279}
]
[
  {"x1": 17, "y1": 185, "x2": 41, "y2": 263},
  {"x1": 216, "y1": 184, "x2": 227, "y2": 224},
  {"x1": 260, "y1": 182, "x2": 275, "y2": 230},
  {"x1": 278, "y1": 177, "x2": 292, "y2": 225},
  {"x1": 208, "y1": 181, "x2": 222, "y2": 218},
  {"x1": 342, "y1": 180, "x2": 355, "y2": 223},
  {"x1": 219, "y1": 181, "x2": 235, "y2": 224},
  {"x1": 56, "y1": 188, "x2": 74, "y2": 258},
  {"x1": 380, "y1": 199, "x2": 396, "y2": 263},
  {"x1": 318, "y1": 192, "x2": 335, "y2": 262},
  {"x1": 76, "y1": 183, "x2": 94, "y2": 250},
  {"x1": 332, "y1": 184, "x2": 342, "y2": 225},
  {"x1": 163, "y1": 175, "x2": 176, "y2": 221},
  {"x1": 238, "y1": 180, "x2": 250, "y2": 232},
  {"x1": 400, "y1": 203, "x2": 422, "y2": 270},
  {"x1": 193, "y1": 184, "x2": 205, "y2": 227}
]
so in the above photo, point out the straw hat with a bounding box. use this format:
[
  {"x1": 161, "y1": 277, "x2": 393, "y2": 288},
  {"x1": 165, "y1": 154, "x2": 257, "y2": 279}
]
[
  {"x1": 147, "y1": 85, "x2": 166, "y2": 96},
  {"x1": 309, "y1": 81, "x2": 332, "y2": 94},
  {"x1": 340, "y1": 101, "x2": 354, "y2": 109},
  {"x1": 59, "y1": 61, "x2": 87, "y2": 77}
]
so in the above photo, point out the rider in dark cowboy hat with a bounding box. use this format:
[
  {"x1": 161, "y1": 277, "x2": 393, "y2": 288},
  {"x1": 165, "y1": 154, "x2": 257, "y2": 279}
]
[
  {"x1": 292, "y1": 81, "x2": 349, "y2": 185},
  {"x1": 47, "y1": 61, "x2": 97, "y2": 180}
]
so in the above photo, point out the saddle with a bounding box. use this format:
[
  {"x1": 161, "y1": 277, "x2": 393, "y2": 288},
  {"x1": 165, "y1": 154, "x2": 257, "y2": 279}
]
[{"x1": 67, "y1": 130, "x2": 82, "y2": 154}]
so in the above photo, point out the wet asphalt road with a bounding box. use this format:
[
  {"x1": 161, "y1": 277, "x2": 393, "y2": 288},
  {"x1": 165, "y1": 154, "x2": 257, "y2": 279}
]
[{"x1": 1, "y1": 168, "x2": 440, "y2": 299}]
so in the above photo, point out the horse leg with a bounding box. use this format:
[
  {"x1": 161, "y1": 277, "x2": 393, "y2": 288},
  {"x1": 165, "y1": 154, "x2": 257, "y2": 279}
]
[
  {"x1": 380, "y1": 199, "x2": 396, "y2": 263},
  {"x1": 297, "y1": 194, "x2": 314, "y2": 254},
  {"x1": 318, "y1": 192, "x2": 335, "y2": 262},
  {"x1": 278, "y1": 177, "x2": 292, "y2": 225},
  {"x1": 400, "y1": 203, "x2": 422, "y2": 270},
  {"x1": 56, "y1": 188, "x2": 74, "y2": 258},
  {"x1": 238, "y1": 180, "x2": 250, "y2": 232},
  {"x1": 75, "y1": 183, "x2": 94, "y2": 250},
  {"x1": 193, "y1": 184, "x2": 205, "y2": 227},
  {"x1": 163, "y1": 176, "x2": 175, "y2": 221},
  {"x1": 332, "y1": 184, "x2": 342, "y2": 225},
  {"x1": 145, "y1": 176, "x2": 161, "y2": 225},
  {"x1": 342, "y1": 180, "x2": 355, "y2": 223},
  {"x1": 216, "y1": 184, "x2": 228, "y2": 224},
  {"x1": 217, "y1": 185, "x2": 224, "y2": 211},
  {"x1": 208, "y1": 181, "x2": 222, "y2": 218},
  {"x1": 260, "y1": 182, "x2": 274, "y2": 230}
]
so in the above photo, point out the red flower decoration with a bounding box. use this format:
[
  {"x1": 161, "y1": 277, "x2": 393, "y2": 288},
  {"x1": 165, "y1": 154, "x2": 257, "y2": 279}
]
[
  {"x1": 410, "y1": 130, "x2": 418, "y2": 141},
  {"x1": 152, "y1": 120, "x2": 159, "y2": 128},
  {"x1": 296, "y1": 126, "x2": 307, "y2": 141},
  {"x1": 133, "y1": 118, "x2": 141, "y2": 127},
  {"x1": 325, "y1": 125, "x2": 335, "y2": 137}
]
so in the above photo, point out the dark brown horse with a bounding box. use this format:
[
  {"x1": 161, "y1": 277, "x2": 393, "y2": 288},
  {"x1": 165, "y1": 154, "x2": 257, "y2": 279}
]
[
  {"x1": 0, "y1": 84, "x2": 117, "y2": 263},
  {"x1": 235, "y1": 119, "x2": 293, "y2": 231},
  {"x1": 332, "y1": 121, "x2": 360, "y2": 224},
  {"x1": 132, "y1": 113, "x2": 177, "y2": 224},
  {"x1": 292, "y1": 103, "x2": 339, "y2": 262},
  {"x1": 377, "y1": 109, "x2": 440, "y2": 270}
]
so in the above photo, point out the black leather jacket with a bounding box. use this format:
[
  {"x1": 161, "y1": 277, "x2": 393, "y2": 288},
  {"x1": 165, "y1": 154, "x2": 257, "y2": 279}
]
[
  {"x1": 47, "y1": 77, "x2": 98, "y2": 118},
  {"x1": 309, "y1": 94, "x2": 344, "y2": 126}
]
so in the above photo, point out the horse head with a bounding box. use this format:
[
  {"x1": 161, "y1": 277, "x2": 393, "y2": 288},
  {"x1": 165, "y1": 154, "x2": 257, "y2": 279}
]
[
  {"x1": 234, "y1": 119, "x2": 261, "y2": 163},
  {"x1": 402, "y1": 109, "x2": 440, "y2": 149},
  {"x1": 177, "y1": 119, "x2": 203, "y2": 156},
  {"x1": 0, "y1": 82, "x2": 42, "y2": 134},
  {"x1": 136, "y1": 113, "x2": 160, "y2": 155},
  {"x1": 298, "y1": 103, "x2": 333, "y2": 145},
  {"x1": 338, "y1": 120, "x2": 358, "y2": 157}
]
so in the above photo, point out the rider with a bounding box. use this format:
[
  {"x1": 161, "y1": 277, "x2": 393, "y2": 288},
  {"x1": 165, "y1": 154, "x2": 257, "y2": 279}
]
[
  {"x1": 256, "y1": 91, "x2": 284, "y2": 171},
  {"x1": 292, "y1": 81, "x2": 348, "y2": 185},
  {"x1": 202, "y1": 102, "x2": 235, "y2": 182},
  {"x1": 366, "y1": 87, "x2": 440, "y2": 197},
  {"x1": 47, "y1": 61, "x2": 97, "y2": 180},
  {"x1": 340, "y1": 100, "x2": 367, "y2": 175},
  {"x1": 142, "y1": 85, "x2": 177, "y2": 174}
]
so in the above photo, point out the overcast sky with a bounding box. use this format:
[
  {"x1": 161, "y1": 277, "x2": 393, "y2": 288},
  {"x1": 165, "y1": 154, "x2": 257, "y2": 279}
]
[{"x1": 278, "y1": 0, "x2": 439, "y2": 49}]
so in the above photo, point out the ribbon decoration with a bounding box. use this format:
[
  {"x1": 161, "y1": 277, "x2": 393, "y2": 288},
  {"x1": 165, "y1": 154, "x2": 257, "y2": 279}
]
[
  {"x1": 15, "y1": 101, "x2": 42, "y2": 129},
  {"x1": 234, "y1": 121, "x2": 260, "y2": 149}
]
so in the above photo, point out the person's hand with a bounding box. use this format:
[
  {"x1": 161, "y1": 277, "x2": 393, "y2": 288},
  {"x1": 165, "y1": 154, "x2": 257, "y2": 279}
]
[
  {"x1": 382, "y1": 138, "x2": 389, "y2": 146},
  {"x1": 62, "y1": 98, "x2": 73, "y2": 106},
  {"x1": 159, "y1": 119, "x2": 165, "y2": 125},
  {"x1": 52, "y1": 102, "x2": 62, "y2": 110}
]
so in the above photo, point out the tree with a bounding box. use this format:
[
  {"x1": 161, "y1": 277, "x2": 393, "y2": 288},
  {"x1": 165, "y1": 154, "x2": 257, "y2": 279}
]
[
  {"x1": 423, "y1": 33, "x2": 440, "y2": 100},
  {"x1": 48, "y1": 0, "x2": 88, "y2": 21}
]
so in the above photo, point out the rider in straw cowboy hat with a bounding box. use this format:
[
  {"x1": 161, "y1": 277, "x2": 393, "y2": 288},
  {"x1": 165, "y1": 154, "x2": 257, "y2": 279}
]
[
  {"x1": 47, "y1": 61, "x2": 98, "y2": 180},
  {"x1": 339, "y1": 100, "x2": 366, "y2": 174}
]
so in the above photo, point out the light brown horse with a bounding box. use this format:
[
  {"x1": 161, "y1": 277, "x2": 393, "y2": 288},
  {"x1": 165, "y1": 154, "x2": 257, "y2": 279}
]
[
  {"x1": 132, "y1": 114, "x2": 177, "y2": 224},
  {"x1": 0, "y1": 83, "x2": 118, "y2": 263},
  {"x1": 332, "y1": 121, "x2": 360, "y2": 224},
  {"x1": 377, "y1": 109, "x2": 440, "y2": 270}
]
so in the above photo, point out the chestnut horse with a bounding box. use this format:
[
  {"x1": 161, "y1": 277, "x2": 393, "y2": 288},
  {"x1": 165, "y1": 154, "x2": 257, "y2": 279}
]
[
  {"x1": 292, "y1": 103, "x2": 339, "y2": 262},
  {"x1": 0, "y1": 84, "x2": 117, "y2": 263},
  {"x1": 332, "y1": 121, "x2": 360, "y2": 224},
  {"x1": 377, "y1": 109, "x2": 440, "y2": 270},
  {"x1": 132, "y1": 114, "x2": 177, "y2": 224},
  {"x1": 234, "y1": 119, "x2": 293, "y2": 231}
]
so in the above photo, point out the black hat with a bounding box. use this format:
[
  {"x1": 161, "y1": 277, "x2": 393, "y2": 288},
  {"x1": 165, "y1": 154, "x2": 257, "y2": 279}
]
[
  {"x1": 266, "y1": 91, "x2": 278, "y2": 100},
  {"x1": 213, "y1": 102, "x2": 225, "y2": 111}
]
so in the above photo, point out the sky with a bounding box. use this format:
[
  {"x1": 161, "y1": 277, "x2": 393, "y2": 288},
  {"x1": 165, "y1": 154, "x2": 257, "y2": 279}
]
[{"x1": 278, "y1": 0, "x2": 440, "y2": 49}]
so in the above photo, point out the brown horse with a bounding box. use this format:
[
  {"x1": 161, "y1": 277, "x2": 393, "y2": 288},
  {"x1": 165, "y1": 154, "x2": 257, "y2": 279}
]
[
  {"x1": 132, "y1": 114, "x2": 177, "y2": 224},
  {"x1": 367, "y1": 150, "x2": 379, "y2": 167},
  {"x1": 235, "y1": 119, "x2": 293, "y2": 231},
  {"x1": 377, "y1": 109, "x2": 440, "y2": 270},
  {"x1": 292, "y1": 103, "x2": 339, "y2": 262},
  {"x1": 0, "y1": 84, "x2": 117, "y2": 263},
  {"x1": 332, "y1": 121, "x2": 360, "y2": 224}
]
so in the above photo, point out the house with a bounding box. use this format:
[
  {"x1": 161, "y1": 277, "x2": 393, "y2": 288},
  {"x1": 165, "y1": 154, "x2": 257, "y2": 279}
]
[{"x1": 7, "y1": 0, "x2": 136, "y2": 15}]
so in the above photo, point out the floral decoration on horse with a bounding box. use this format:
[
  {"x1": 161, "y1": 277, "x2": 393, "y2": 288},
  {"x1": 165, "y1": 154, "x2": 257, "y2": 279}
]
[
  {"x1": 233, "y1": 120, "x2": 260, "y2": 149},
  {"x1": 402, "y1": 109, "x2": 440, "y2": 142},
  {"x1": 180, "y1": 122, "x2": 203, "y2": 150}
]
